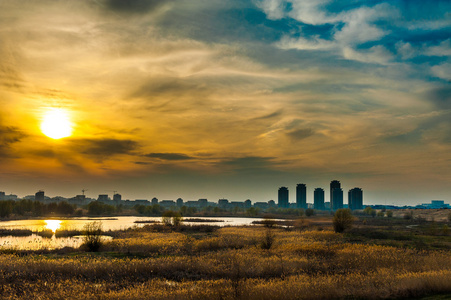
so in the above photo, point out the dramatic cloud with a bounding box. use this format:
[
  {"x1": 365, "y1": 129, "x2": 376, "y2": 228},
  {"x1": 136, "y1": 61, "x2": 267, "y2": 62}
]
[
  {"x1": 74, "y1": 139, "x2": 139, "y2": 158},
  {"x1": 0, "y1": 0, "x2": 450, "y2": 204},
  {"x1": 144, "y1": 153, "x2": 194, "y2": 161}
]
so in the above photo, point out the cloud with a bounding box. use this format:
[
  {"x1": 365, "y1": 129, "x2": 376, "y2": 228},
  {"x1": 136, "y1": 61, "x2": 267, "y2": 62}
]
[
  {"x1": 260, "y1": 1, "x2": 397, "y2": 64},
  {"x1": 342, "y1": 45, "x2": 393, "y2": 65},
  {"x1": 253, "y1": 0, "x2": 286, "y2": 20},
  {"x1": 72, "y1": 138, "x2": 139, "y2": 158},
  {"x1": 427, "y1": 86, "x2": 451, "y2": 109},
  {"x1": 104, "y1": 0, "x2": 172, "y2": 14},
  {"x1": 431, "y1": 63, "x2": 451, "y2": 81},
  {"x1": 220, "y1": 156, "x2": 277, "y2": 172},
  {"x1": 286, "y1": 128, "x2": 314, "y2": 140},
  {"x1": 287, "y1": 0, "x2": 335, "y2": 25},
  {"x1": 424, "y1": 39, "x2": 451, "y2": 57},
  {"x1": 277, "y1": 35, "x2": 336, "y2": 51},
  {"x1": 0, "y1": 125, "x2": 26, "y2": 158},
  {"x1": 144, "y1": 153, "x2": 194, "y2": 160},
  {"x1": 334, "y1": 4, "x2": 395, "y2": 45},
  {"x1": 252, "y1": 110, "x2": 283, "y2": 120}
]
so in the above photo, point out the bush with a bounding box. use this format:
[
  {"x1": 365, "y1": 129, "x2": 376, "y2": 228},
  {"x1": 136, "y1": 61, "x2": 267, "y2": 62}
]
[
  {"x1": 162, "y1": 211, "x2": 182, "y2": 226},
  {"x1": 364, "y1": 207, "x2": 376, "y2": 217},
  {"x1": 261, "y1": 214, "x2": 276, "y2": 228},
  {"x1": 386, "y1": 210, "x2": 393, "y2": 218},
  {"x1": 333, "y1": 209, "x2": 354, "y2": 233},
  {"x1": 305, "y1": 208, "x2": 315, "y2": 217},
  {"x1": 260, "y1": 228, "x2": 275, "y2": 250},
  {"x1": 403, "y1": 211, "x2": 413, "y2": 220},
  {"x1": 82, "y1": 221, "x2": 103, "y2": 252}
]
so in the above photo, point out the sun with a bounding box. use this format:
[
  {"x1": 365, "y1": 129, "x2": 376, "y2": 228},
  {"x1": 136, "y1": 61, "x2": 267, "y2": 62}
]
[{"x1": 40, "y1": 108, "x2": 73, "y2": 139}]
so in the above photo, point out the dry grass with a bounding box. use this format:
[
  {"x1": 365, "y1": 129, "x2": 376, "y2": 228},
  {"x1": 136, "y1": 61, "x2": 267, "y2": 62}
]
[{"x1": 0, "y1": 225, "x2": 450, "y2": 299}]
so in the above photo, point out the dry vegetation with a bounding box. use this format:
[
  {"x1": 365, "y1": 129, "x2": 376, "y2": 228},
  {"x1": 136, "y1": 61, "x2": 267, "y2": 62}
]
[{"x1": 1, "y1": 214, "x2": 451, "y2": 299}]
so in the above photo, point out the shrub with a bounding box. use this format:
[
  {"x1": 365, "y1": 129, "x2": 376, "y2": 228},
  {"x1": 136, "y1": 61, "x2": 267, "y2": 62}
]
[
  {"x1": 82, "y1": 221, "x2": 103, "y2": 252},
  {"x1": 261, "y1": 214, "x2": 276, "y2": 228},
  {"x1": 377, "y1": 211, "x2": 385, "y2": 217},
  {"x1": 403, "y1": 211, "x2": 413, "y2": 220},
  {"x1": 162, "y1": 211, "x2": 182, "y2": 226},
  {"x1": 260, "y1": 228, "x2": 275, "y2": 250},
  {"x1": 364, "y1": 207, "x2": 376, "y2": 217},
  {"x1": 305, "y1": 208, "x2": 315, "y2": 217},
  {"x1": 333, "y1": 209, "x2": 354, "y2": 233},
  {"x1": 386, "y1": 210, "x2": 393, "y2": 218}
]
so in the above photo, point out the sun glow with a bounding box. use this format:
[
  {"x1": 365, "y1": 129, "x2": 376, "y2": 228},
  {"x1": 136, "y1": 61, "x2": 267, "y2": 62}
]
[
  {"x1": 40, "y1": 108, "x2": 73, "y2": 139},
  {"x1": 44, "y1": 220, "x2": 62, "y2": 233}
]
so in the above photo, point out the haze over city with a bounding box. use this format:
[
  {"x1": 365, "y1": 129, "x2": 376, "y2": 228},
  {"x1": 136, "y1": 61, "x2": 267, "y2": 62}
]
[{"x1": 1, "y1": 0, "x2": 450, "y2": 205}]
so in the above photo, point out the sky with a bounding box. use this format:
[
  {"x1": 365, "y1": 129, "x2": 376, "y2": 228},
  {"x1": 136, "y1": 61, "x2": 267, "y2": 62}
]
[{"x1": 0, "y1": 0, "x2": 450, "y2": 205}]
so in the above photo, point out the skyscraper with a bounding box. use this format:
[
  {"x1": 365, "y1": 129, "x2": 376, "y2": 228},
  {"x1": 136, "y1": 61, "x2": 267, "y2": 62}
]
[
  {"x1": 330, "y1": 180, "x2": 341, "y2": 210},
  {"x1": 35, "y1": 190, "x2": 45, "y2": 202},
  {"x1": 332, "y1": 188, "x2": 343, "y2": 210},
  {"x1": 314, "y1": 188, "x2": 325, "y2": 210},
  {"x1": 278, "y1": 187, "x2": 289, "y2": 208},
  {"x1": 348, "y1": 187, "x2": 363, "y2": 210},
  {"x1": 296, "y1": 183, "x2": 307, "y2": 209}
]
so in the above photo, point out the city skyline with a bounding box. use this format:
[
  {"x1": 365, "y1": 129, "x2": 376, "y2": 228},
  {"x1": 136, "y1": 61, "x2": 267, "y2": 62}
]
[{"x1": 1, "y1": 1, "x2": 450, "y2": 205}]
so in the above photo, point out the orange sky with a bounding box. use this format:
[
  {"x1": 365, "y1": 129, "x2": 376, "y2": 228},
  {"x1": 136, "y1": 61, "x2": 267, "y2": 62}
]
[{"x1": 0, "y1": 0, "x2": 450, "y2": 205}]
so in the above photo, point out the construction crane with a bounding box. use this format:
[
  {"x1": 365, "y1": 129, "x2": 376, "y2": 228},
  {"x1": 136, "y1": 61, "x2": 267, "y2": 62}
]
[{"x1": 82, "y1": 189, "x2": 88, "y2": 196}]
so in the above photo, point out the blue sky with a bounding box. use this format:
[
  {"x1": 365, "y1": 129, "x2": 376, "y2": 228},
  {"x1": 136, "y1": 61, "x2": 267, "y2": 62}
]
[{"x1": 0, "y1": 0, "x2": 450, "y2": 204}]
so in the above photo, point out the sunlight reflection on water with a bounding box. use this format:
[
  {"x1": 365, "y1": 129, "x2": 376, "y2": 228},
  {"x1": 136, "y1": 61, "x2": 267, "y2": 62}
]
[
  {"x1": 45, "y1": 220, "x2": 62, "y2": 233},
  {"x1": 0, "y1": 216, "x2": 261, "y2": 250}
]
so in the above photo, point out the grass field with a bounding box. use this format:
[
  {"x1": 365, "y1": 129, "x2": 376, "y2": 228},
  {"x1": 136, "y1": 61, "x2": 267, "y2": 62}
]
[{"x1": 0, "y1": 213, "x2": 450, "y2": 299}]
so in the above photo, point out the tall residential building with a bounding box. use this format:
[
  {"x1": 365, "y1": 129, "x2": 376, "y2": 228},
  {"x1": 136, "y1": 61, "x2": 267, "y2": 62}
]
[
  {"x1": 348, "y1": 187, "x2": 363, "y2": 210},
  {"x1": 0, "y1": 191, "x2": 5, "y2": 200},
  {"x1": 113, "y1": 193, "x2": 122, "y2": 202},
  {"x1": 330, "y1": 180, "x2": 341, "y2": 210},
  {"x1": 35, "y1": 190, "x2": 45, "y2": 202},
  {"x1": 98, "y1": 194, "x2": 109, "y2": 202},
  {"x1": 296, "y1": 183, "x2": 307, "y2": 209},
  {"x1": 151, "y1": 197, "x2": 159, "y2": 205},
  {"x1": 176, "y1": 198, "x2": 184, "y2": 207},
  {"x1": 278, "y1": 187, "x2": 289, "y2": 208},
  {"x1": 313, "y1": 188, "x2": 325, "y2": 210},
  {"x1": 332, "y1": 188, "x2": 343, "y2": 210}
]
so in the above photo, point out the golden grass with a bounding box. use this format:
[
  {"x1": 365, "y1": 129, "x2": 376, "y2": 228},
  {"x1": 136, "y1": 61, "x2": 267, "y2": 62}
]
[{"x1": 0, "y1": 226, "x2": 450, "y2": 299}]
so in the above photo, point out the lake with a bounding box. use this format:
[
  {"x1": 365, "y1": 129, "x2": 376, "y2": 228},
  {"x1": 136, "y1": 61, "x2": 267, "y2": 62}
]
[{"x1": 0, "y1": 216, "x2": 263, "y2": 250}]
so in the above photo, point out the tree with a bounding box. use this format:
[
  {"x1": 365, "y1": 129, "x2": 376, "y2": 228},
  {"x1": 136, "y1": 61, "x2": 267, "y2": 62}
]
[
  {"x1": 82, "y1": 221, "x2": 103, "y2": 252},
  {"x1": 333, "y1": 209, "x2": 354, "y2": 233},
  {"x1": 57, "y1": 201, "x2": 75, "y2": 215},
  {"x1": 363, "y1": 206, "x2": 375, "y2": 217},
  {"x1": 0, "y1": 201, "x2": 13, "y2": 218},
  {"x1": 162, "y1": 211, "x2": 182, "y2": 226}
]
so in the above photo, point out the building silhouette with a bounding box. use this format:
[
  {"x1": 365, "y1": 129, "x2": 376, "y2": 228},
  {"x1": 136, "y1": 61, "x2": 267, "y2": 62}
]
[
  {"x1": 348, "y1": 187, "x2": 363, "y2": 210},
  {"x1": 331, "y1": 188, "x2": 343, "y2": 210},
  {"x1": 296, "y1": 183, "x2": 307, "y2": 209},
  {"x1": 176, "y1": 198, "x2": 184, "y2": 207},
  {"x1": 35, "y1": 190, "x2": 45, "y2": 202},
  {"x1": 330, "y1": 180, "x2": 342, "y2": 210},
  {"x1": 113, "y1": 193, "x2": 122, "y2": 202},
  {"x1": 278, "y1": 187, "x2": 289, "y2": 208},
  {"x1": 314, "y1": 188, "x2": 325, "y2": 210}
]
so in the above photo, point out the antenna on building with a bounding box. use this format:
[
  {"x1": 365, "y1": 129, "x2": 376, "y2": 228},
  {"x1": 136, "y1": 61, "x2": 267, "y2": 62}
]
[{"x1": 82, "y1": 189, "x2": 88, "y2": 196}]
